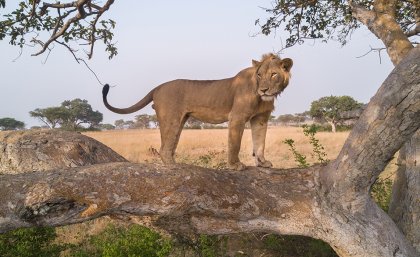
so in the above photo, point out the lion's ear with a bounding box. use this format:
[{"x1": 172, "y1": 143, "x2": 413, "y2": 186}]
[
  {"x1": 252, "y1": 59, "x2": 261, "y2": 67},
  {"x1": 282, "y1": 58, "x2": 293, "y2": 72}
]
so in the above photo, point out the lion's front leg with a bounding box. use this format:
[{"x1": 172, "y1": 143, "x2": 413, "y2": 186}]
[
  {"x1": 250, "y1": 112, "x2": 273, "y2": 168},
  {"x1": 227, "y1": 118, "x2": 247, "y2": 171}
]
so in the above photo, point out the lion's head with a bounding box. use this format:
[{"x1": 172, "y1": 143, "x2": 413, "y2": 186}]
[{"x1": 252, "y1": 53, "x2": 293, "y2": 101}]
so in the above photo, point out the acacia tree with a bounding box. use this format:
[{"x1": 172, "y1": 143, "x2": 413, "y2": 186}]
[
  {"x1": 0, "y1": 1, "x2": 419, "y2": 257},
  {"x1": 0, "y1": 117, "x2": 24, "y2": 130},
  {"x1": 309, "y1": 96, "x2": 363, "y2": 132},
  {"x1": 61, "y1": 98, "x2": 103, "y2": 130},
  {"x1": 29, "y1": 99, "x2": 103, "y2": 130},
  {"x1": 134, "y1": 114, "x2": 151, "y2": 129},
  {"x1": 29, "y1": 107, "x2": 70, "y2": 129},
  {"x1": 114, "y1": 119, "x2": 125, "y2": 129}
]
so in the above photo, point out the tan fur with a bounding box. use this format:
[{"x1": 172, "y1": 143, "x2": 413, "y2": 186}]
[{"x1": 103, "y1": 53, "x2": 293, "y2": 170}]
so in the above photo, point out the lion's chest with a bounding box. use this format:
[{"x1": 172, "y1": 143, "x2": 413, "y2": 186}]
[{"x1": 256, "y1": 100, "x2": 275, "y2": 114}]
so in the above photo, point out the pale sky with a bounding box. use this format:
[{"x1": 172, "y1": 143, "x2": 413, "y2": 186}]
[{"x1": 0, "y1": 1, "x2": 394, "y2": 128}]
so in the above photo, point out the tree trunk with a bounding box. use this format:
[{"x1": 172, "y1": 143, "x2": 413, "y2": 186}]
[
  {"x1": 389, "y1": 130, "x2": 420, "y2": 252},
  {"x1": 0, "y1": 46, "x2": 419, "y2": 257},
  {"x1": 328, "y1": 120, "x2": 337, "y2": 133},
  {"x1": 350, "y1": 1, "x2": 419, "y2": 251}
]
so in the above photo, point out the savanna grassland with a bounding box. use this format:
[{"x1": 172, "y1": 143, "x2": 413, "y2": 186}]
[{"x1": 84, "y1": 126, "x2": 349, "y2": 169}]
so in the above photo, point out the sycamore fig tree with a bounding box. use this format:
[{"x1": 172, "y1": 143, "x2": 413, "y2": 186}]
[{"x1": 309, "y1": 95, "x2": 363, "y2": 132}]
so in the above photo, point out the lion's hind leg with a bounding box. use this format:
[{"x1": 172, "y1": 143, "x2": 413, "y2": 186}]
[{"x1": 157, "y1": 112, "x2": 188, "y2": 165}]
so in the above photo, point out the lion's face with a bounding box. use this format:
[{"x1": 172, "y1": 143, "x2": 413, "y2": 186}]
[{"x1": 253, "y1": 55, "x2": 293, "y2": 101}]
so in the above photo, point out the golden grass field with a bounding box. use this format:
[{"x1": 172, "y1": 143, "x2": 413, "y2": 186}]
[{"x1": 84, "y1": 126, "x2": 350, "y2": 169}]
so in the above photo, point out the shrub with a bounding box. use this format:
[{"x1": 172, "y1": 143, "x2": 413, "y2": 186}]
[
  {"x1": 0, "y1": 227, "x2": 63, "y2": 257},
  {"x1": 69, "y1": 224, "x2": 171, "y2": 257}
]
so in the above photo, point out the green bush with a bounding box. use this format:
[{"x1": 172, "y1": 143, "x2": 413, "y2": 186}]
[
  {"x1": 306, "y1": 124, "x2": 353, "y2": 132},
  {"x1": 0, "y1": 227, "x2": 63, "y2": 257},
  {"x1": 196, "y1": 235, "x2": 228, "y2": 257},
  {"x1": 371, "y1": 177, "x2": 393, "y2": 212},
  {"x1": 69, "y1": 224, "x2": 171, "y2": 257}
]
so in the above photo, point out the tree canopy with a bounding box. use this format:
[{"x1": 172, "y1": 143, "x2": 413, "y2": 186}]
[
  {"x1": 309, "y1": 95, "x2": 363, "y2": 132},
  {"x1": 29, "y1": 98, "x2": 103, "y2": 130},
  {"x1": 0, "y1": 117, "x2": 25, "y2": 130},
  {"x1": 257, "y1": 1, "x2": 418, "y2": 54}
]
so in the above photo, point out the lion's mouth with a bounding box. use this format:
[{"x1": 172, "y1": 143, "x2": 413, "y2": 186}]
[{"x1": 261, "y1": 95, "x2": 275, "y2": 101}]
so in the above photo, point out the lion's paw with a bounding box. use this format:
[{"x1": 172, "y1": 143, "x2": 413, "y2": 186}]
[
  {"x1": 228, "y1": 162, "x2": 247, "y2": 171},
  {"x1": 257, "y1": 159, "x2": 273, "y2": 168}
]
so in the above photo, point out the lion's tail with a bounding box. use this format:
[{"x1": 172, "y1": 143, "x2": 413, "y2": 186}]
[{"x1": 102, "y1": 84, "x2": 154, "y2": 114}]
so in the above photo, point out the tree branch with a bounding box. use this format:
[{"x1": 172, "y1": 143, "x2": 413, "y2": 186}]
[
  {"x1": 349, "y1": 0, "x2": 414, "y2": 65},
  {"x1": 326, "y1": 46, "x2": 420, "y2": 203},
  {"x1": 0, "y1": 126, "x2": 418, "y2": 256},
  {"x1": 0, "y1": 163, "x2": 318, "y2": 235},
  {"x1": 406, "y1": 23, "x2": 420, "y2": 37}
]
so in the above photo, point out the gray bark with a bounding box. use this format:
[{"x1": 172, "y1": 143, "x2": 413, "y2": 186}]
[
  {"x1": 0, "y1": 47, "x2": 419, "y2": 257},
  {"x1": 389, "y1": 130, "x2": 420, "y2": 252}
]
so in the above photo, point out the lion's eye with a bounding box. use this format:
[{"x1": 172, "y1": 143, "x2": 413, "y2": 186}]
[
  {"x1": 257, "y1": 73, "x2": 261, "y2": 79},
  {"x1": 271, "y1": 73, "x2": 278, "y2": 78}
]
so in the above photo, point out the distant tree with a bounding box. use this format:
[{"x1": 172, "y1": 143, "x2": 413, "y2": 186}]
[
  {"x1": 149, "y1": 114, "x2": 159, "y2": 128},
  {"x1": 0, "y1": 117, "x2": 25, "y2": 130},
  {"x1": 293, "y1": 113, "x2": 307, "y2": 125},
  {"x1": 60, "y1": 99, "x2": 103, "y2": 130},
  {"x1": 185, "y1": 117, "x2": 203, "y2": 129},
  {"x1": 29, "y1": 107, "x2": 69, "y2": 129},
  {"x1": 134, "y1": 114, "x2": 151, "y2": 129},
  {"x1": 99, "y1": 124, "x2": 115, "y2": 130},
  {"x1": 30, "y1": 99, "x2": 103, "y2": 131},
  {"x1": 309, "y1": 96, "x2": 362, "y2": 133},
  {"x1": 114, "y1": 119, "x2": 125, "y2": 129},
  {"x1": 277, "y1": 114, "x2": 296, "y2": 125},
  {"x1": 124, "y1": 120, "x2": 135, "y2": 129}
]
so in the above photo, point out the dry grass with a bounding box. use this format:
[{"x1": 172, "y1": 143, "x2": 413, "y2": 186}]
[{"x1": 84, "y1": 127, "x2": 350, "y2": 169}]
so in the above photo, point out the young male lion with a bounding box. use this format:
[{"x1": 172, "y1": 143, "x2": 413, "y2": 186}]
[{"x1": 103, "y1": 53, "x2": 292, "y2": 170}]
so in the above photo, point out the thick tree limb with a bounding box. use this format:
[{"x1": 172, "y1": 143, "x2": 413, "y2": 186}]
[
  {"x1": 350, "y1": 0, "x2": 414, "y2": 65},
  {"x1": 323, "y1": 46, "x2": 420, "y2": 203},
  {"x1": 0, "y1": 163, "x2": 317, "y2": 235},
  {"x1": 0, "y1": 162, "x2": 417, "y2": 257}
]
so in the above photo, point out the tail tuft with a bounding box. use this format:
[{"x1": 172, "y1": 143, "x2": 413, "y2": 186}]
[{"x1": 102, "y1": 84, "x2": 110, "y2": 98}]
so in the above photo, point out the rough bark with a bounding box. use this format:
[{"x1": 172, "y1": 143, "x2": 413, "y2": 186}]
[
  {"x1": 389, "y1": 130, "x2": 420, "y2": 252},
  {"x1": 350, "y1": 0, "x2": 414, "y2": 65},
  {"x1": 350, "y1": 1, "x2": 419, "y2": 249}
]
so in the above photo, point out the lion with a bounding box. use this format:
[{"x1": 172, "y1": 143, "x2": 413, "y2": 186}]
[{"x1": 102, "y1": 53, "x2": 293, "y2": 170}]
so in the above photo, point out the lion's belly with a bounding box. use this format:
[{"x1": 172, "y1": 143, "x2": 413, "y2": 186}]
[{"x1": 189, "y1": 108, "x2": 229, "y2": 124}]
